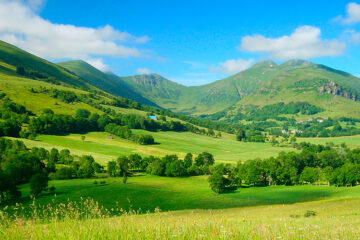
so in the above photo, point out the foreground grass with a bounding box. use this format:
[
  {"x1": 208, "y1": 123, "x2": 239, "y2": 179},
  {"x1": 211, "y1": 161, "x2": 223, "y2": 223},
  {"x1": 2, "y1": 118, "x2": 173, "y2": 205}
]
[
  {"x1": 1, "y1": 197, "x2": 359, "y2": 239},
  {"x1": 15, "y1": 175, "x2": 360, "y2": 213}
]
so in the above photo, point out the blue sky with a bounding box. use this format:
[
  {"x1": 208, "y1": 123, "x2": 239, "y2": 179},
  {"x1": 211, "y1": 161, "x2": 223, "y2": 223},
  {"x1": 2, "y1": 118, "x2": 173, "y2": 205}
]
[{"x1": 1, "y1": 0, "x2": 360, "y2": 85}]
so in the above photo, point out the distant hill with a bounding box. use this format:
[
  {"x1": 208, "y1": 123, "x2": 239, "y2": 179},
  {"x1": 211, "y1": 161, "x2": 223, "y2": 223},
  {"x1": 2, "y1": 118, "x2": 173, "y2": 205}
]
[
  {"x1": 2, "y1": 40, "x2": 360, "y2": 121},
  {"x1": 58, "y1": 60, "x2": 158, "y2": 106},
  {"x1": 0, "y1": 41, "x2": 90, "y2": 89}
]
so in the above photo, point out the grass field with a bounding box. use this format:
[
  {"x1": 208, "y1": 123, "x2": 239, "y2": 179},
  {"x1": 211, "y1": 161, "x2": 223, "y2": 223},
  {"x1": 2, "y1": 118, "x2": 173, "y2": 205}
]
[
  {"x1": 0, "y1": 72, "x2": 102, "y2": 115},
  {"x1": 298, "y1": 134, "x2": 360, "y2": 148},
  {"x1": 2, "y1": 198, "x2": 359, "y2": 239},
  {"x1": 2, "y1": 175, "x2": 360, "y2": 239},
  {"x1": 15, "y1": 175, "x2": 360, "y2": 212},
  {"x1": 12, "y1": 131, "x2": 295, "y2": 164}
]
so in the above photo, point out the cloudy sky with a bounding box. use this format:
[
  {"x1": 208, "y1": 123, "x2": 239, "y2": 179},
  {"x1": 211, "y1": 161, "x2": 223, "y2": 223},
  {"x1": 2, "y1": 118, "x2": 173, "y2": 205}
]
[{"x1": 1, "y1": 0, "x2": 360, "y2": 85}]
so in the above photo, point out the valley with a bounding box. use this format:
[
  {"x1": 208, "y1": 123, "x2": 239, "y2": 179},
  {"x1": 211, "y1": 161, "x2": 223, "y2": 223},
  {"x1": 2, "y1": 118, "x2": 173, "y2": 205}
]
[{"x1": 0, "y1": 39, "x2": 360, "y2": 239}]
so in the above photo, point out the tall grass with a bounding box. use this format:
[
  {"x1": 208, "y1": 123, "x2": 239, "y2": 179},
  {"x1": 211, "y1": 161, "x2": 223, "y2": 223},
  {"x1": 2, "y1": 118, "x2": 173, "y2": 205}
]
[{"x1": 1, "y1": 197, "x2": 359, "y2": 239}]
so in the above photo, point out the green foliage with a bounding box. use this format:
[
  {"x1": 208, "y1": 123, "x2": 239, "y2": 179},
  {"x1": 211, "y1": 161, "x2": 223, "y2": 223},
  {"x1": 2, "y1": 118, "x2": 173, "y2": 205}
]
[
  {"x1": 30, "y1": 173, "x2": 48, "y2": 197},
  {"x1": 304, "y1": 210, "x2": 317, "y2": 217},
  {"x1": 208, "y1": 164, "x2": 229, "y2": 194},
  {"x1": 299, "y1": 167, "x2": 320, "y2": 184},
  {"x1": 76, "y1": 109, "x2": 91, "y2": 118},
  {"x1": 16, "y1": 66, "x2": 25, "y2": 75}
]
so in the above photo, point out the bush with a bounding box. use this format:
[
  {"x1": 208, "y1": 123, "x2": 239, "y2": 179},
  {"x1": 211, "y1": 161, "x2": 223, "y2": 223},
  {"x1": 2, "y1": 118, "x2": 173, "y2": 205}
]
[
  {"x1": 54, "y1": 167, "x2": 74, "y2": 180},
  {"x1": 30, "y1": 173, "x2": 48, "y2": 197},
  {"x1": 48, "y1": 186, "x2": 56, "y2": 194},
  {"x1": 304, "y1": 210, "x2": 316, "y2": 217}
]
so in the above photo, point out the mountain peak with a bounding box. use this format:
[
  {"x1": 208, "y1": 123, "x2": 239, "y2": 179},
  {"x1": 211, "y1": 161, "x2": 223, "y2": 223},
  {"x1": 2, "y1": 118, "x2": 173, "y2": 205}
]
[
  {"x1": 280, "y1": 59, "x2": 315, "y2": 67},
  {"x1": 252, "y1": 60, "x2": 277, "y2": 69}
]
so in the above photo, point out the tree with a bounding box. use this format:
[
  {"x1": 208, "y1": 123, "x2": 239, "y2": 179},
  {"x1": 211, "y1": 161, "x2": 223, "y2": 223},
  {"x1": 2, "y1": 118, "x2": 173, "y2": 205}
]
[
  {"x1": 299, "y1": 167, "x2": 320, "y2": 184},
  {"x1": 59, "y1": 149, "x2": 72, "y2": 164},
  {"x1": 236, "y1": 129, "x2": 246, "y2": 141},
  {"x1": 195, "y1": 154, "x2": 204, "y2": 166},
  {"x1": 122, "y1": 172, "x2": 128, "y2": 184},
  {"x1": 81, "y1": 135, "x2": 86, "y2": 141},
  {"x1": 78, "y1": 155, "x2": 96, "y2": 178},
  {"x1": 49, "y1": 148, "x2": 59, "y2": 163},
  {"x1": 208, "y1": 164, "x2": 229, "y2": 194},
  {"x1": 16, "y1": 66, "x2": 26, "y2": 75},
  {"x1": 146, "y1": 158, "x2": 165, "y2": 176},
  {"x1": 30, "y1": 173, "x2": 48, "y2": 197},
  {"x1": 270, "y1": 137, "x2": 279, "y2": 146},
  {"x1": 184, "y1": 153, "x2": 193, "y2": 168},
  {"x1": 117, "y1": 156, "x2": 130, "y2": 182},
  {"x1": 107, "y1": 160, "x2": 117, "y2": 177},
  {"x1": 165, "y1": 160, "x2": 187, "y2": 177},
  {"x1": 202, "y1": 152, "x2": 215, "y2": 166},
  {"x1": 76, "y1": 109, "x2": 91, "y2": 119},
  {"x1": 53, "y1": 167, "x2": 74, "y2": 180}
]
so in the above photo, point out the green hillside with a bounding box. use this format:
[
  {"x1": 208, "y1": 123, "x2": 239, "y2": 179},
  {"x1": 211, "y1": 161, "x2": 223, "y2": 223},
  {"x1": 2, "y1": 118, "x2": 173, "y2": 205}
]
[
  {"x1": 58, "y1": 60, "x2": 157, "y2": 106},
  {"x1": 0, "y1": 41, "x2": 89, "y2": 89},
  {"x1": 59, "y1": 57, "x2": 360, "y2": 118},
  {"x1": 219, "y1": 60, "x2": 360, "y2": 121}
]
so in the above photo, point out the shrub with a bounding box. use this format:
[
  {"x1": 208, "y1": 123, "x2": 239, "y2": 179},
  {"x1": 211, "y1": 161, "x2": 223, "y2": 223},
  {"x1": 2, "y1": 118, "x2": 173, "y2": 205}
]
[{"x1": 304, "y1": 210, "x2": 316, "y2": 217}]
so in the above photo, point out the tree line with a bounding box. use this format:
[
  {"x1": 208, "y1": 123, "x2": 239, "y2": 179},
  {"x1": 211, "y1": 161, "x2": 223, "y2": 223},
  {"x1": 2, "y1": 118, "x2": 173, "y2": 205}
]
[
  {"x1": 107, "y1": 152, "x2": 215, "y2": 182},
  {"x1": 0, "y1": 137, "x2": 106, "y2": 203},
  {"x1": 208, "y1": 142, "x2": 360, "y2": 193}
]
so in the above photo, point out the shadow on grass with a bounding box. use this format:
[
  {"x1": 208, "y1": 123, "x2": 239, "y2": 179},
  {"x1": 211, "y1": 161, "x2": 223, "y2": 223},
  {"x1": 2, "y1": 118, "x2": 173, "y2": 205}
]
[{"x1": 4, "y1": 177, "x2": 359, "y2": 216}]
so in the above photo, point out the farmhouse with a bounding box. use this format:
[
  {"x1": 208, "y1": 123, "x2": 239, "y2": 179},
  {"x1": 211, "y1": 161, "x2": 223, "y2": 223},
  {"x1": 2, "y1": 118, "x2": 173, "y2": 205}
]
[{"x1": 149, "y1": 115, "x2": 158, "y2": 120}]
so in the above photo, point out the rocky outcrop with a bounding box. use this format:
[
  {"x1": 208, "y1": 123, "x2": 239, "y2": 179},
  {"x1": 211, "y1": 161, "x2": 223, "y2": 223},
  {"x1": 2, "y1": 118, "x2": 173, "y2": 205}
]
[{"x1": 319, "y1": 80, "x2": 358, "y2": 101}]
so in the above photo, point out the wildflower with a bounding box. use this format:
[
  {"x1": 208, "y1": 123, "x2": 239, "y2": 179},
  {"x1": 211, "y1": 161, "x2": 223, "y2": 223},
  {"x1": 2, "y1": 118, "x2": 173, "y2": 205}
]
[
  {"x1": 290, "y1": 232, "x2": 294, "y2": 235},
  {"x1": 242, "y1": 217, "x2": 245, "y2": 222}
]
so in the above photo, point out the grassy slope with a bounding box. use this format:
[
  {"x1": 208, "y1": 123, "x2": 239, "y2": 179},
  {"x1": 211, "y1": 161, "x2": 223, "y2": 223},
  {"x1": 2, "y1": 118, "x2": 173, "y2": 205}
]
[
  {"x1": 58, "y1": 60, "x2": 157, "y2": 106},
  {"x1": 0, "y1": 72, "x2": 102, "y2": 115},
  {"x1": 61, "y1": 58, "x2": 360, "y2": 118},
  {"x1": 0, "y1": 41, "x2": 89, "y2": 88},
  {"x1": 298, "y1": 134, "x2": 360, "y2": 148},
  {"x1": 17, "y1": 175, "x2": 360, "y2": 212},
  {"x1": 10, "y1": 131, "x2": 295, "y2": 164},
  {"x1": 228, "y1": 60, "x2": 360, "y2": 119}
]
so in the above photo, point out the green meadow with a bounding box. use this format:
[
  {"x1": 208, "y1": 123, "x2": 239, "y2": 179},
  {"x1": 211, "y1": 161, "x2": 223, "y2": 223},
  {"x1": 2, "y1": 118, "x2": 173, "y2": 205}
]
[
  {"x1": 2, "y1": 176, "x2": 360, "y2": 239},
  {"x1": 12, "y1": 130, "x2": 295, "y2": 164},
  {"x1": 298, "y1": 134, "x2": 360, "y2": 148},
  {"x1": 16, "y1": 175, "x2": 360, "y2": 212}
]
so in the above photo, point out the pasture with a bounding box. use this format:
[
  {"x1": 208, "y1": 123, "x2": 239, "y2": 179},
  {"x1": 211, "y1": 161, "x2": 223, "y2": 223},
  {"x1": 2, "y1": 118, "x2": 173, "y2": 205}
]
[{"x1": 13, "y1": 131, "x2": 295, "y2": 164}]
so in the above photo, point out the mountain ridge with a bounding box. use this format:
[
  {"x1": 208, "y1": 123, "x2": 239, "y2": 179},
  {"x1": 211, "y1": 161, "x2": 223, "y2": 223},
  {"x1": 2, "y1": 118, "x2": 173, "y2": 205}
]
[{"x1": 1, "y1": 40, "x2": 360, "y2": 120}]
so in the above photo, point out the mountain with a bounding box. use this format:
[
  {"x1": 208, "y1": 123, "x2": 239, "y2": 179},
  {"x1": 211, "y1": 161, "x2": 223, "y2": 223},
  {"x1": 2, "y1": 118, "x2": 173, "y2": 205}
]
[
  {"x1": 58, "y1": 60, "x2": 158, "y2": 106},
  {"x1": 2, "y1": 40, "x2": 360, "y2": 120},
  {"x1": 58, "y1": 54, "x2": 360, "y2": 119},
  {"x1": 59, "y1": 59, "x2": 280, "y2": 115},
  {"x1": 0, "y1": 41, "x2": 90, "y2": 89},
  {"x1": 212, "y1": 59, "x2": 360, "y2": 121}
]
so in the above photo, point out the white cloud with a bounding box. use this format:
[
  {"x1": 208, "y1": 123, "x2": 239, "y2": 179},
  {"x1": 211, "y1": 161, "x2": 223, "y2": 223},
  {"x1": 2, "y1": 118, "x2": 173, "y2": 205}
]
[
  {"x1": 136, "y1": 68, "x2": 151, "y2": 75},
  {"x1": 336, "y1": 2, "x2": 360, "y2": 24},
  {"x1": 210, "y1": 58, "x2": 255, "y2": 74},
  {"x1": 0, "y1": 0, "x2": 149, "y2": 60},
  {"x1": 240, "y1": 26, "x2": 346, "y2": 60},
  {"x1": 25, "y1": 0, "x2": 47, "y2": 12},
  {"x1": 85, "y1": 58, "x2": 110, "y2": 72}
]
